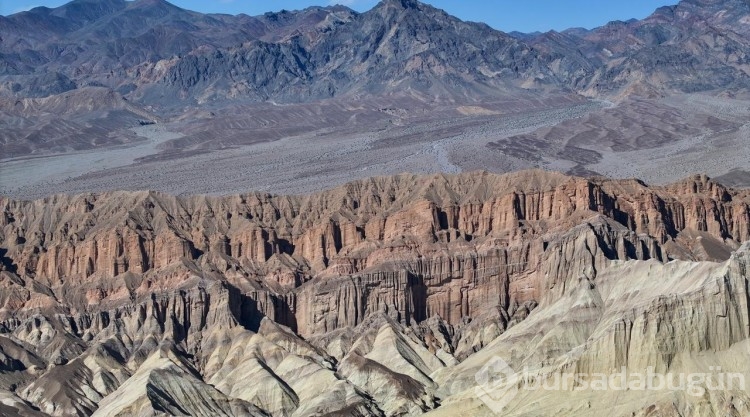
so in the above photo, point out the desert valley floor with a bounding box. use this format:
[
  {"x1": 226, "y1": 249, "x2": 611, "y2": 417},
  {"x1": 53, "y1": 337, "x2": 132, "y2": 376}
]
[{"x1": 3, "y1": 93, "x2": 750, "y2": 199}]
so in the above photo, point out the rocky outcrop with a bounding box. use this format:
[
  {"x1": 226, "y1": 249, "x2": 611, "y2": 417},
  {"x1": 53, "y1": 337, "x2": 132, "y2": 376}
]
[
  {"x1": 0, "y1": 170, "x2": 748, "y2": 415},
  {"x1": 3, "y1": 171, "x2": 746, "y2": 329},
  {"x1": 0, "y1": 175, "x2": 742, "y2": 310},
  {"x1": 430, "y1": 242, "x2": 750, "y2": 417}
]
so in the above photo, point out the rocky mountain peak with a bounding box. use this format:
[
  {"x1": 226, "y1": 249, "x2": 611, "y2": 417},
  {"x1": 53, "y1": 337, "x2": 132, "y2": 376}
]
[
  {"x1": 122, "y1": 0, "x2": 189, "y2": 20},
  {"x1": 51, "y1": 0, "x2": 125, "y2": 13},
  {"x1": 378, "y1": 0, "x2": 422, "y2": 9},
  {"x1": 3, "y1": 0, "x2": 748, "y2": 103},
  {"x1": 15, "y1": 0, "x2": 126, "y2": 33},
  {"x1": 368, "y1": 0, "x2": 442, "y2": 22},
  {"x1": 681, "y1": 0, "x2": 745, "y2": 5},
  {"x1": 128, "y1": 0, "x2": 182, "y2": 9}
]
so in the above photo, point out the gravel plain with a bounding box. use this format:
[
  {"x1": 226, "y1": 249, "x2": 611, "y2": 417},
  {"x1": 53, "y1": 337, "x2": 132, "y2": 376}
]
[
  {"x1": 0, "y1": 100, "x2": 602, "y2": 197},
  {"x1": 1, "y1": 93, "x2": 748, "y2": 199}
]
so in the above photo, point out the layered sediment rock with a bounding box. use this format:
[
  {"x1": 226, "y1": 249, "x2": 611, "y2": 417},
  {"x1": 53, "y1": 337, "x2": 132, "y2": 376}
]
[
  {"x1": 430, "y1": 242, "x2": 750, "y2": 417},
  {"x1": 0, "y1": 170, "x2": 748, "y2": 416}
]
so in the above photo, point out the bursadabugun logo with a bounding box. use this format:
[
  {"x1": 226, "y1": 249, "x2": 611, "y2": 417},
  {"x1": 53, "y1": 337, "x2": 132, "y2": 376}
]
[
  {"x1": 475, "y1": 355, "x2": 746, "y2": 415},
  {"x1": 474, "y1": 356, "x2": 520, "y2": 413}
]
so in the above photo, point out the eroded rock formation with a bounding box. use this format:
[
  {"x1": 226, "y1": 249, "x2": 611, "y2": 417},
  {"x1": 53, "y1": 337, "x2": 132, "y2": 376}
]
[{"x1": 0, "y1": 170, "x2": 748, "y2": 416}]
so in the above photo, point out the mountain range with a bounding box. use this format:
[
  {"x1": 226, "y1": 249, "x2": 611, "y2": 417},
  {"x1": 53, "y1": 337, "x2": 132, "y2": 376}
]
[{"x1": 2, "y1": 0, "x2": 750, "y2": 104}]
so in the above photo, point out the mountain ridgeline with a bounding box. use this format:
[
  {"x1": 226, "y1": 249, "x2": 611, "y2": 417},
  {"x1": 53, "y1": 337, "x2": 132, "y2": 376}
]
[{"x1": 1, "y1": 0, "x2": 750, "y2": 105}]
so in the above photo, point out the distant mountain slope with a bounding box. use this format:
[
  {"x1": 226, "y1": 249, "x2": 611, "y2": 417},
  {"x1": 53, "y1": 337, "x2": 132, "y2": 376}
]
[
  {"x1": 0, "y1": 0, "x2": 345, "y2": 98},
  {"x1": 528, "y1": 0, "x2": 750, "y2": 97},
  {"x1": 153, "y1": 0, "x2": 560, "y2": 103},
  {"x1": 2, "y1": 0, "x2": 749, "y2": 104}
]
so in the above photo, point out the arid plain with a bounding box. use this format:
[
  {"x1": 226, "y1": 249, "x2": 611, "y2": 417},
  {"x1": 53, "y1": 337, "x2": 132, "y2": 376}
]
[{"x1": 3, "y1": 92, "x2": 750, "y2": 199}]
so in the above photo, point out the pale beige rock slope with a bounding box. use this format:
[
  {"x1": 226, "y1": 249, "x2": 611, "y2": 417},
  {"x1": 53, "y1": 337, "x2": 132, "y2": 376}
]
[
  {"x1": 430, "y1": 242, "x2": 750, "y2": 417},
  {"x1": 0, "y1": 170, "x2": 748, "y2": 416}
]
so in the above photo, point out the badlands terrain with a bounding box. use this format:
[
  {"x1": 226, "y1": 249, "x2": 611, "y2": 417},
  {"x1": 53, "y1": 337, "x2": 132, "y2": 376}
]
[
  {"x1": 1, "y1": 0, "x2": 750, "y2": 416},
  {"x1": 0, "y1": 170, "x2": 749, "y2": 416}
]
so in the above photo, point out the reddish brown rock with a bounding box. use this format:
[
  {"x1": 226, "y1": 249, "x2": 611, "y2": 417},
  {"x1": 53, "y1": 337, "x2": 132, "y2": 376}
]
[
  {"x1": 1, "y1": 171, "x2": 748, "y2": 335},
  {"x1": 0, "y1": 170, "x2": 749, "y2": 415}
]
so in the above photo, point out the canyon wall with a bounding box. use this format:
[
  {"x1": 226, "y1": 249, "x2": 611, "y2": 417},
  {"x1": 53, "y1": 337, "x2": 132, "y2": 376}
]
[{"x1": 1, "y1": 171, "x2": 747, "y2": 333}]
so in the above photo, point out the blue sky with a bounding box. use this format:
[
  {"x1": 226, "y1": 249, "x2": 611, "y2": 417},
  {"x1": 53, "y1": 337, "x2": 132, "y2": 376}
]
[{"x1": 2, "y1": 0, "x2": 678, "y2": 32}]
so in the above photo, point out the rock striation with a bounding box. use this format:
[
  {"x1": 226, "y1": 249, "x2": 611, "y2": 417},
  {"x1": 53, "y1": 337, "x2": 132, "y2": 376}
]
[
  {"x1": 0, "y1": 170, "x2": 748, "y2": 415},
  {"x1": 430, "y1": 242, "x2": 750, "y2": 417}
]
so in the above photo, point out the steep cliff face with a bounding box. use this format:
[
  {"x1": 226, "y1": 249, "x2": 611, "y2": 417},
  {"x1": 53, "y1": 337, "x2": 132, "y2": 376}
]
[
  {"x1": 1, "y1": 171, "x2": 746, "y2": 329},
  {"x1": 0, "y1": 170, "x2": 748, "y2": 415}
]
